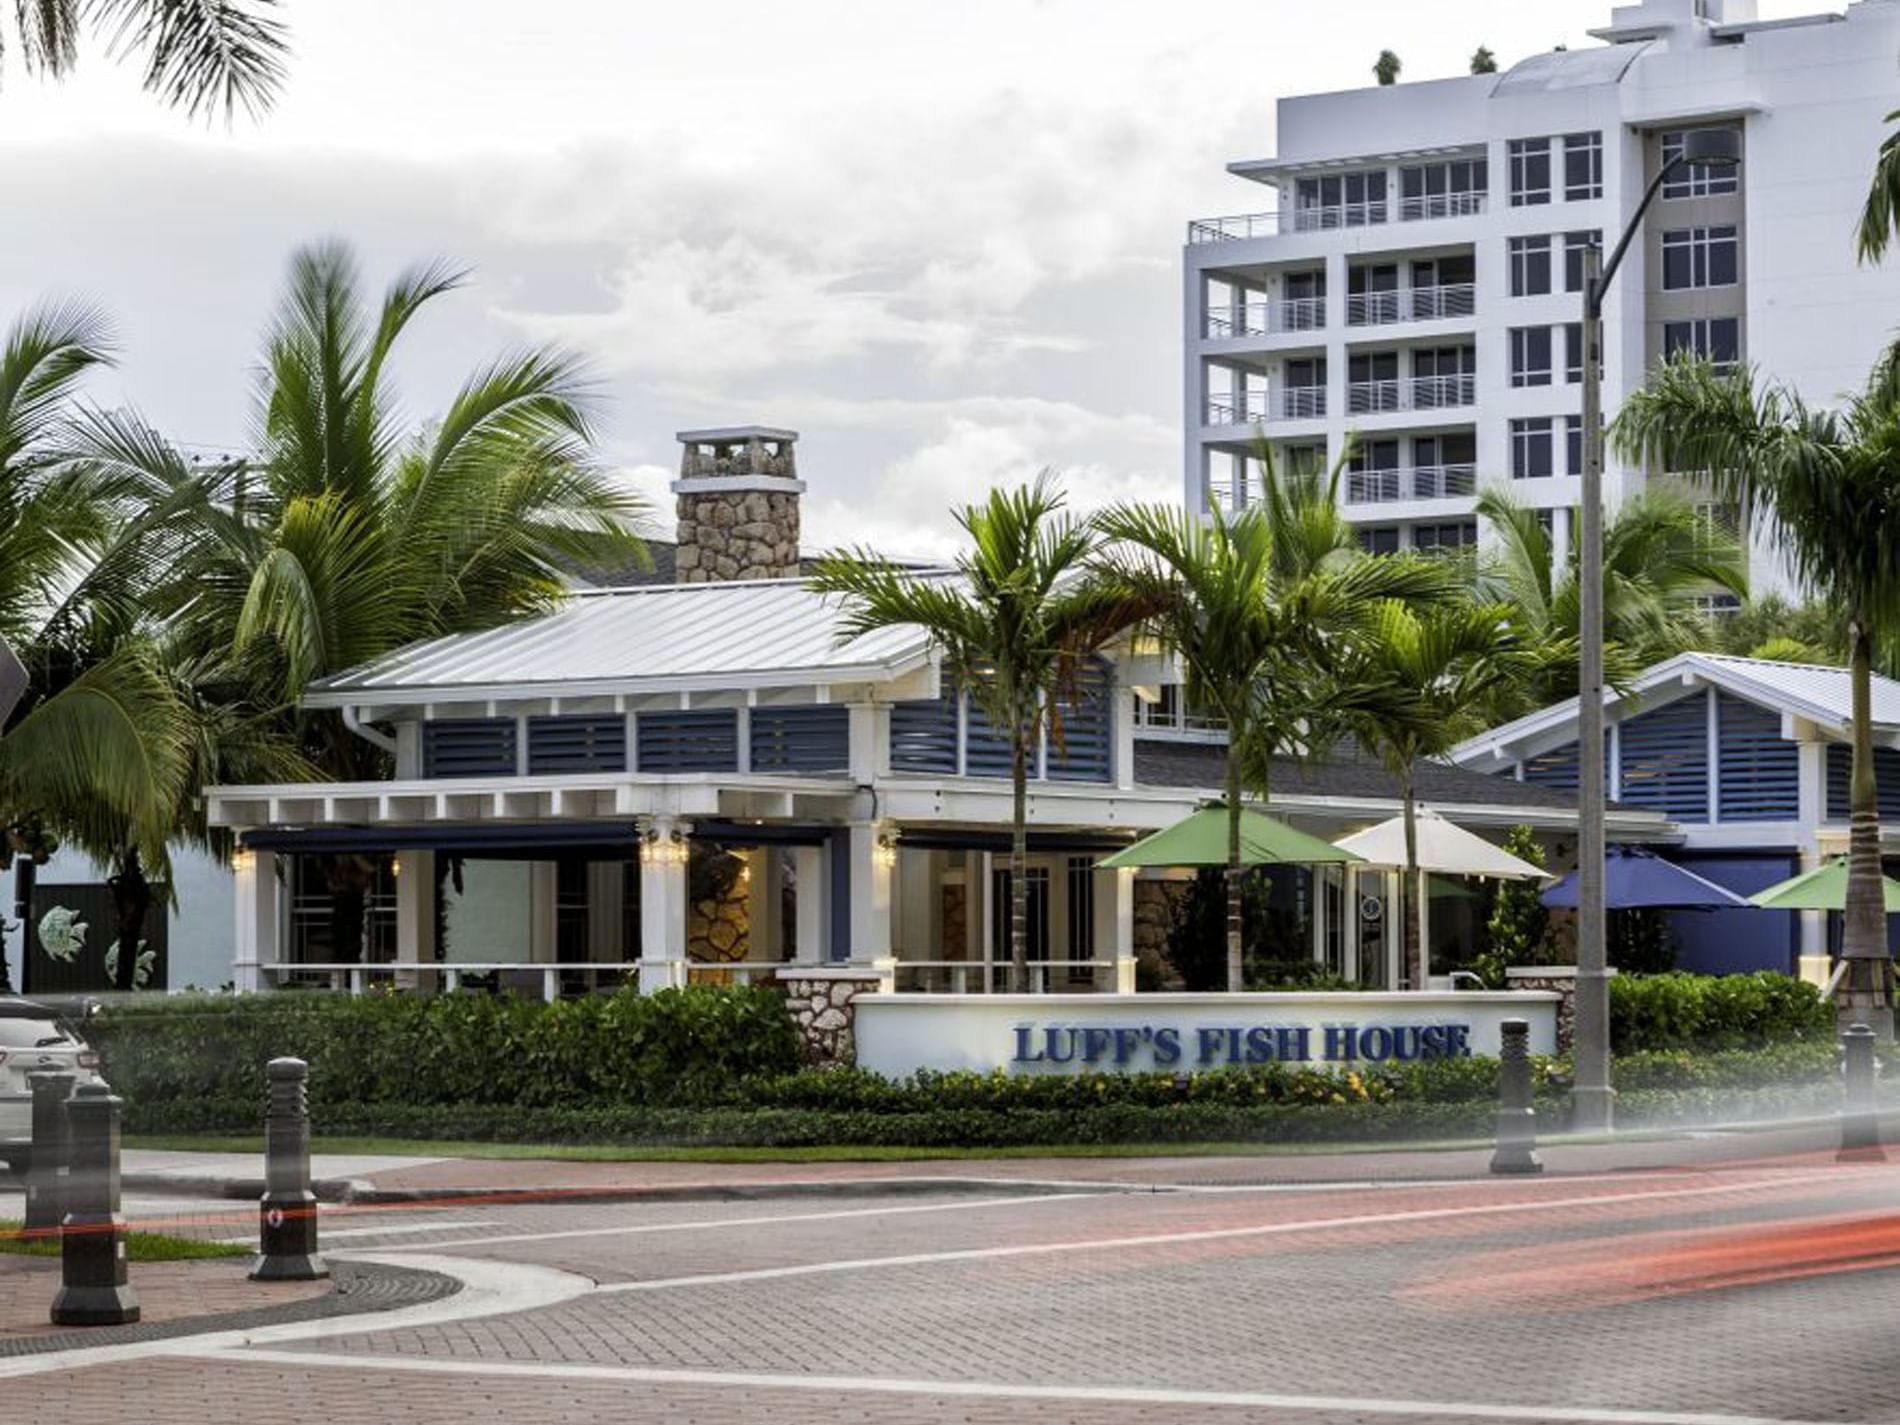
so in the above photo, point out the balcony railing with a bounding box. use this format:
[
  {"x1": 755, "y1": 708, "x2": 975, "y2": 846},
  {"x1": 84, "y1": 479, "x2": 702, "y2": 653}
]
[
  {"x1": 1188, "y1": 189, "x2": 1488, "y2": 244},
  {"x1": 1205, "y1": 387, "x2": 1326, "y2": 425},
  {"x1": 1187, "y1": 211, "x2": 1280, "y2": 243},
  {"x1": 1397, "y1": 191, "x2": 1487, "y2": 222},
  {"x1": 1345, "y1": 283, "x2": 1476, "y2": 326},
  {"x1": 1203, "y1": 297, "x2": 1326, "y2": 338},
  {"x1": 1344, "y1": 463, "x2": 1478, "y2": 504},
  {"x1": 1346, "y1": 373, "x2": 1475, "y2": 414}
]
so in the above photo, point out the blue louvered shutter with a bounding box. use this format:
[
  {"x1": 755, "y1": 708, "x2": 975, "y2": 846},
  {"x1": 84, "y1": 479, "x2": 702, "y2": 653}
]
[
  {"x1": 1522, "y1": 743, "x2": 1578, "y2": 792},
  {"x1": 527, "y1": 715, "x2": 627, "y2": 774},
  {"x1": 751, "y1": 706, "x2": 849, "y2": 774},
  {"x1": 636, "y1": 710, "x2": 738, "y2": 772},
  {"x1": 889, "y1": 695, "x2": 958, "y2": 773},
  {"x1": 1824, "y1": 742, "x2": 1900, "y2": 820},
  {"x1": 1616, "y1": 695, "x2": 1709, "y2": 820},
  {"x1": 423, "y1": 718, "x2": 517, "y2": 777},
  {"x1": 1047, "y1": 658, "x2": 1113, "y2": 783},
  {"x1": 963, "y1": 696, "x2": 1014, "y2": 779},
  {"x1": 1715, "y1": 693, "x2": 1798, "y2": 821}
]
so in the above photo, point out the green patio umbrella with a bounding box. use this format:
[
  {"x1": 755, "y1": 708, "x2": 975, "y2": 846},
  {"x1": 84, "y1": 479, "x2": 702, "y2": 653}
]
[
  {"x1": 1097, "y1": 804, "x2": 1363, "y2": 870},
  {"x1": 1748, "y1": 857, "x2": 1900, "y2": 913}
]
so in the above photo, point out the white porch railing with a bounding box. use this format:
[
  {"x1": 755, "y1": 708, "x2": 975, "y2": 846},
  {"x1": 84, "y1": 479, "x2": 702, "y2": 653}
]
[
  {"x1": 1203, "y1": 297, "x2": 1326, "y2": 339},
  {"x1": 256, "y1": 961, "x2": 643, "y2": 1002},
  {"x1": 892, "y1": 959, "x2": 1125, "y2": 994},
  {"x1": 1346, "y1": 373, "x2": 1475, "y2": 414}
]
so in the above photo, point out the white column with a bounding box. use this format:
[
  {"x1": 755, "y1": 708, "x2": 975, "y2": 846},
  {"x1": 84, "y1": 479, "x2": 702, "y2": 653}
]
[
  {"x1": 848, "y1": 822, "x2": 894, "y2": 965},
  {"x1": 638, "y1": 818, "x2": 690, "y2": 992},
  {"x1": 1310, "y1": 866, "x2": 1327, "y2": 967},
  {"x1": 1385, "y1": 869, "x2": 1403, "y2": 990},
  {"x1": 395, "y1": 848, "x2": 435, "y2": 988},
  {"x1": 1342, "y1": 866, "x2": 1361, "y2": 984},
  {"x1": 973, "y1": 850, "x2": 993, "y2": 988},
  {"x1": 528, "y1": 860, "x2": 557, "y2": 965},
  {"x1": 1104, "y1": 866, "x2": 1136, "y2": 993},
  {"x1": 793, "y1": 845, "x2": 824, "y2": 965},
  {"x1": 233, "y1": 847, "x2": 280, "y2": 992},
  {"x1": 745, "y1": 846, "x2": 781, "y2": 961}
]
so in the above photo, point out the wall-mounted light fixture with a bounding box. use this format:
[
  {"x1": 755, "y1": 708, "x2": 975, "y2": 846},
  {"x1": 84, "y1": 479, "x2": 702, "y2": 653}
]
[
  {"x1": 874, "y1": 832, "x2": 898, "y2": 870},
  {"x1": 643, "y1": 827, "x2": 689, "y2": 866}
]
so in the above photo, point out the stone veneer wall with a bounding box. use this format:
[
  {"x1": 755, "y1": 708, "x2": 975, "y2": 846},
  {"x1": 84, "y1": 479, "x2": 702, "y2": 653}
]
[
  {"x1": 775, "y1": 972, "x2": 884, "y2": 1064},
  {"x1": 675, "y1": 488, "x2": 801, "y2": 583},
  {"x1": 688, "y1": 873, "x2": 750, "y2": 961},
  {"x1": 1505, "y1": 966, "x2": 1586, "y2": 1052},
  {"x1": 1133, "y1": 877, "x2": 1191, "y2": 988}
]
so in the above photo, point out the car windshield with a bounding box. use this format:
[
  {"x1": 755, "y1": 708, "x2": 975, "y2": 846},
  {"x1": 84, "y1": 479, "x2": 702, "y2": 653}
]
[{"x1": 0, "y1": 1018, "x2": 75, "y2": 1050}]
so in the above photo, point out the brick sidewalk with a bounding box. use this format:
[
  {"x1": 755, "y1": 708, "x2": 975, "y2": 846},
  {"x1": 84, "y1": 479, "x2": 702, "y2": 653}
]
[{"x1": 0, "y1": 1255, "x2": 327, "y2": 1338}]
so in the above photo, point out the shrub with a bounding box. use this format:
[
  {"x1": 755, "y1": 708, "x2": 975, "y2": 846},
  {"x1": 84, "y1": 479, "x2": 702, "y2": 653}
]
[
  {"x1": 1474, "y1": 826, "x2": 1552, "y2": 986},
  {"x1": 1609, "y1": 971, "x2": 1832, "y2": 1052},
  {"x1": 87, "y1": 984, "x2": 805, "y2": 1115}
]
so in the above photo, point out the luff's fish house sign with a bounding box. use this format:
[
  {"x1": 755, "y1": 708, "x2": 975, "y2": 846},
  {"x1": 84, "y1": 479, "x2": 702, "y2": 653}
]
[
  {"x1": 1012, "y1": 1021, "x2": 1474, "y2": 1070},
  {"x1": 853, "y1": 992, "x2": 1560, "y2": 1078}
]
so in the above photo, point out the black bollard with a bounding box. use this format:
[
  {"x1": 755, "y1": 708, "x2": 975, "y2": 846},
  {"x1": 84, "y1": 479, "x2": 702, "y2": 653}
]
[
  {"x1": 24, "y1": 1070, "x2": 75, "y2": 1235},
  {"x1": 1490, "y1": 1017, "x2": 1544, "y2": 1175},
  {"x1": 1839, "y1": 1023, "x2": 1884, "y2": 1162},
  {"x1": 49, "y1": 1084, "x2": 137, "y2": 1326},
  {"x1": 250, "y1": 1057, "x2": 327, "y2": 1282}
]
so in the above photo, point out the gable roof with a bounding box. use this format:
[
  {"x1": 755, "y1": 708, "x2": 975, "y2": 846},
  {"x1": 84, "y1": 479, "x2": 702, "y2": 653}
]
[
  {"x1": 1450, "y1": 651, "x2": 1900, "y2": 771},
  {"x1": 303, "y1": 578, "x2": 939, "y2": 706}
]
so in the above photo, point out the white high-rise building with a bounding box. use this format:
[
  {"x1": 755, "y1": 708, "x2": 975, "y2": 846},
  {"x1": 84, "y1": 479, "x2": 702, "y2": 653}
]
[{"x1": 1183, "y1": 0, "x2": 1900, "y2": 587}]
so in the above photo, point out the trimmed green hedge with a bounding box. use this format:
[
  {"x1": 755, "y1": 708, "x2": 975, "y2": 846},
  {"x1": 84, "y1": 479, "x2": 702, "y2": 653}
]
[
  {"x1": 87, "y1": 984, "x2": 806, "y2": 1111},
  {"x1": 1610, "y1": 972, "x2": 1832, "y2": 1053}
]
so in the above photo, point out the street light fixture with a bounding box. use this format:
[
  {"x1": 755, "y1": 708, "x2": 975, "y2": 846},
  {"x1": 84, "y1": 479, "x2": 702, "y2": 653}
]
[{"x1": 1573, "y1": 126, "x2": 1743, "y2": 1132}]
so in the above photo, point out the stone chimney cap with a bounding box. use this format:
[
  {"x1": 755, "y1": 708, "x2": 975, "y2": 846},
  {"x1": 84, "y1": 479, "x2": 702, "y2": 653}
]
[{"x1": 676, "y1": 425, "x2": 799, "y2": 444}]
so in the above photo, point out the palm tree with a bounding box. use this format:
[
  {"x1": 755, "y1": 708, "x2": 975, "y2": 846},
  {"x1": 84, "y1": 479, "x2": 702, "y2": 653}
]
[
  {"x1": 1096, "y1": 451, "x2": 1446, "y2": 991},
  {"x1": 812, "y1": 477, "x2": 1131, "y2": 993},
  {"x1": 97, "y1": 241, "x2": 649, "y2": 963},
  {"x1": 1374, "y1": 50, "x2": 1402, "y2": 86},
  {"x1": 1470, "y1": 46, "x2": 1498, "y2": 75},
  {"x1": 1336, "y1": 601, "x2": 1533, "y2": 988},
  {"x1": 3, "y1": 0, "x2": 289, "y2": 120},
  {"x1": 1474, "y1": 487, "x2": 1747, "y2": 712},
  {"x1": 0, "y1": 303, "x2": 203, "y2": 991},
  {"x1": 1615, "y1": 352, "x2": 1900, "y2": 1030},
  {"x1": 1857, "y1": 106, "x2": 1900, "y2": 262}
]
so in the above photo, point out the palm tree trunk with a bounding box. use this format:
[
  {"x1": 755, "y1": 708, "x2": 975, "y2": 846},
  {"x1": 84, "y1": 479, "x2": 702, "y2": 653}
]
[
  {"x1": 6, "y1": 857, "x2": 30, "y2": 995},
  {"x1": 1402, "y1": 769, "x2": 1424, "y2": 990},
  {"x1": 1841, "y1": 620, "x2": 1893, "y2": 1035},
  {"x1": 1225, "y1": 755, "x2": 1244, "y2": 993},
  {"x1": 1011, "y1": 737, "x2": 1030, "y2": 994},
  {"x1": 109, "y1": 846, "x2": 153, "y2": 992}
]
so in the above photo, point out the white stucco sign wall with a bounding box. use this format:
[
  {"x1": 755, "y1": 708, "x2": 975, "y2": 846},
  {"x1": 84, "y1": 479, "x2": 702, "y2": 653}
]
[{"x1": 853, "y1": 992, "x2": 1560, "y2": 1078}]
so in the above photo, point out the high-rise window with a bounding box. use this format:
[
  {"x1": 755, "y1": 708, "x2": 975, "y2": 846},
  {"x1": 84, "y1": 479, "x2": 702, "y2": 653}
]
[
  {"x1": 1414, "y1": 521, "x2": 1478, "y2": 554},
  {"x1": 1358, "y1": 526, "x2": 1401, "y2": 556},
  {"x1": 1563, "y1": 133, "x2": 1603, "y2": 200},
  {"x1": 1511, "y1": 417, "x2": 1555, "y2": 479},
  {"x1": 1294, "y1": 170, "x2": 1389, "y2": 228},
  {"x1": 1662, "y1": 129, "x2": 1740, "y2": 199},
  {"x1": 1661, "y1": 226, "x2": 1739, "y2": 289},
  {"x1": 1566, "y1": 414, "x2": 1585, "y2": 475},
  {"x1": 1663, "y1": 317, "x2": 1741, "y2": 373},
  {"x1": 1564, "y1": 323, "x2": 1584, "y2": 384},
  {"x1": 1399, "y1": 158, "x2": 1487, "y2": 220},
  {"x1": 1509, "y1": 235, "x2": 1552, "y2": 296},
  {"x1": 1563, "y1": 230, "x2": 1603, "y2": 292},
  {"x1": 1509, "y1": 138, "x2": 1552, "y2": 206},
  {"x1": 1510, "y1": 327, "x2": 1553, "y2": 388}
]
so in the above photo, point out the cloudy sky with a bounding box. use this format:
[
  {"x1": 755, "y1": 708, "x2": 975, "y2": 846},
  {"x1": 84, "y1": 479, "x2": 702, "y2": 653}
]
[{"x1": 0, "y1": 0, "x2": 1828, "y2": 559}]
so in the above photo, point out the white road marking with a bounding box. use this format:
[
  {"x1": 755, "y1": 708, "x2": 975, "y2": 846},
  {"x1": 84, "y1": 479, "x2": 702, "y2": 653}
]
[
  {"x1": 0, "y1": 1252, "x2": 593, "y2": 1381},
  {"x1": 179, "y1": 1349, "x2": 1846, "y2": 1425},
  {"x1": 210, "y1": 1220, "x2": 487, "y2": 1246},
  {"x1": 372, "y1": 1192, "x2": 1097, "y2": 1252},
  {"x1": 589, "y1": 1171, "x2": 1842, "y2": 1294}
]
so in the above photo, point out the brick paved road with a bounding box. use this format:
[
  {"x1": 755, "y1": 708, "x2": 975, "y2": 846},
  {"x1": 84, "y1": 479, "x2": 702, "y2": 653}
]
[{"x1": 17, "y1": 1157, "x2": 1900, "y2": 1423}]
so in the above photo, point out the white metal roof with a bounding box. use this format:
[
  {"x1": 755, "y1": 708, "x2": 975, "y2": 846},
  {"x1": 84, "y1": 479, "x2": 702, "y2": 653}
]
[
  {"x1": 1451, "y1": 651, "x2": 1900, "y2": 768},
  {"x1": 304, "y1": 578, "x2": 936, "y2": 706}
]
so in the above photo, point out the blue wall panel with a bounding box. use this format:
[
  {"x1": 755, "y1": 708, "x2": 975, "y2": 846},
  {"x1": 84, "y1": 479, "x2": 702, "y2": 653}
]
[
  {"x1": 1667, "y1": 853, "x2": 1799, "y2": 975},
  {"x1": 1715, "y1": 694, "x2": 1798, "y2": 821},
  {"x1": 1616, "y1": 695, "x2": 1708, "y2": 820}
]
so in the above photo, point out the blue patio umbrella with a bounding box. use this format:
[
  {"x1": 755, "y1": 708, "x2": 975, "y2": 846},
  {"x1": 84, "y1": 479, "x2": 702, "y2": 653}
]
[{"x1": 1541, "y1": 845, "x2": 1753, "y2": 911}]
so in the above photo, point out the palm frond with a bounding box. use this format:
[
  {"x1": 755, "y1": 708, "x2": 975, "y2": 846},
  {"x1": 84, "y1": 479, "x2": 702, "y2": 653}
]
[{"x1": 89, "y1": 0, "x2": 290, "y2": 121}]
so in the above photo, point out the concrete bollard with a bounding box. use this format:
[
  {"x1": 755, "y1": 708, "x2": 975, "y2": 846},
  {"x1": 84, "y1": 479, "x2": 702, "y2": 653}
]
[
  {"x1": 49, "y1": 1084, "x2": 138, "y2": 1326},
  {"x1": 249, "y1": 1057, "x2": 327, "y2": 1282},
  {"x1": 1839, "y1": 1023, "x2": 1884, "y2": 1162},
  {"x1": 25, "y1": 1071, "x2": 75, "y2": 1235},
  {"x1": 1489, "y1": 1017, "x2": 1544, "y2": 1176}
]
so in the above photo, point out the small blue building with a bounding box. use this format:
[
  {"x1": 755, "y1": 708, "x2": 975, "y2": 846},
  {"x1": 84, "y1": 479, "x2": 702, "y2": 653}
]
[{"x1": 1451, "y1": 653, "x2": 1900, "y2": 980}]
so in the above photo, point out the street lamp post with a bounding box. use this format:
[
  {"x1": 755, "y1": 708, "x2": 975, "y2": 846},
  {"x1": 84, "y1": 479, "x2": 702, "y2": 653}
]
[{"x1": 1573, "y1": 127, "x2": 1742, "y2": 1131}]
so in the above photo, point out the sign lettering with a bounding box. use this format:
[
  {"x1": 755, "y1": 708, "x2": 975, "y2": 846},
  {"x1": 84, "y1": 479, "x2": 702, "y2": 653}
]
[{"x1": 1011, "y1": 1021, "x2": 1472, "y2": 1069}]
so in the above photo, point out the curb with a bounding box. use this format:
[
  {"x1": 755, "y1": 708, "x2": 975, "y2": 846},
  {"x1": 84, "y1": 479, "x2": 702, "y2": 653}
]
[{"x1": 122, "y1": 1171, "x2": 370, "y2": 1204}]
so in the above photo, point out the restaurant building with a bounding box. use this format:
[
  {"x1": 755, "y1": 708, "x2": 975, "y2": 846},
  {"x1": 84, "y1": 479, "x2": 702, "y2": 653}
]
[{"x1": 204, "y1": 427, "x2": 1669, "y2": 1011}]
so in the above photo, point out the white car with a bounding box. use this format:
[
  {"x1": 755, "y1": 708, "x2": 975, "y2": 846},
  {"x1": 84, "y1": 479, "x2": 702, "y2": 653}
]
[{"x1": 0, "y1": 998, "x2": 105, "y2": 1173}]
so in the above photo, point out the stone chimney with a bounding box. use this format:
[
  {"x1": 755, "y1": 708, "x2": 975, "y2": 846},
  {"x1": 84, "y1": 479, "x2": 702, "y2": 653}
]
[{"x1": 672, "y1": 426, "x2": 804, "y2": 583}]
